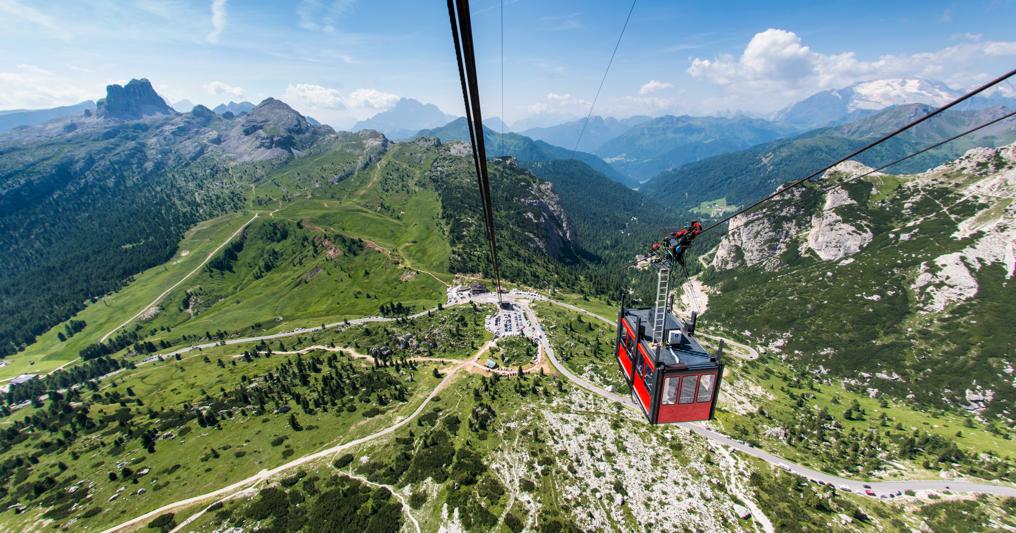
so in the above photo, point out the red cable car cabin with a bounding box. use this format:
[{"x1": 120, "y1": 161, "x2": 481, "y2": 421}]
[{"x1": 615, "y1": 307, "x2": 722, "y2": 424}]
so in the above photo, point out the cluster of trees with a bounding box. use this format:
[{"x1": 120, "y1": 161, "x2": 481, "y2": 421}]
[
  {"x1": 378, "y1": 302, "x2": 413, "y2": 317},
  {"x1": 216, "y1": 474, "x2": 403, "y2": 533},
  {"x1": 79, "y1": 328, "x2": 140, "y2": 360},
  {"x1": 56, "y1": 320, "x2": 86, "y2": 342},
  {"x1": 2, "y1": 356, "x2": 125, "y2": 407},
  {"x1": 0, "y1": 131, "x2": 248, "y2": 357},
  {"x1": 749, "y1": 468, "x2": 870, "y2": 530}
]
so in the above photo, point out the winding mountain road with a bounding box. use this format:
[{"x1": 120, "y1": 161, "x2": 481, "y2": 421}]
[
  {"x1": 104, "y1": 342, "x2": 493, "y2": 533},
  {"x1": 102, "y1": 290, "x2": 1015, "y2": 531},
  {"x1": 484, "y1": 293, "x2": 1015, "y2": 499}
]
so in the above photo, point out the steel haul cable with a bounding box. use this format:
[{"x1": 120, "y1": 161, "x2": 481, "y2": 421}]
[{"x1": 448, "y1": 0, "x2": 504, "y2": 303}]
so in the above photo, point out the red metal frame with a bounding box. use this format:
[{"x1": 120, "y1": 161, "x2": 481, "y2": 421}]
[{"x1": 613, "y1": 312, "x2": 722, "y2": 424}]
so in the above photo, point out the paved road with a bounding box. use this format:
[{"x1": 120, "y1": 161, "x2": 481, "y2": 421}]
[
  {"x1": 486, "y1": 292, "x2": 1016, "y2": 500},
  {"x1": 103, "y1": 291, "x2": 1016, "y2": 530}
]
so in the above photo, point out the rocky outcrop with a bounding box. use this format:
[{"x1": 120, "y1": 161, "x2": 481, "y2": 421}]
[
  {"x1": 909, "y1": 143, "x2": 1016, "y2": 311},
  {"x1": 220, "y1": 98, "x2": 333, "y2": 162},
  {"x1": 711, "y1": 187, "x2": 810, "y2": 271},
  {"x1": 912, "y1": 253, "x2": 979, "y2": 312},
  {"x1": 805, "y1": 186, "x2": 873, "y2": 261},
  {"x1": 96, "y1": 79, "x2": 174, "y2": 120},
  {"x1": 522, "y1": 180, "x2": 576, "y2": 258}
]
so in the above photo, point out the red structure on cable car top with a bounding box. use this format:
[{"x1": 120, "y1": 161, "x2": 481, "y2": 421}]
[{"x1": 614, "y1": 246, "x2": 723, "y2": 424}]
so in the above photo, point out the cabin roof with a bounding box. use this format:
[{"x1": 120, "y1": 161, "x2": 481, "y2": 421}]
[{"x1": 622, "y1": 308, "x2": 718, "y2": 370}]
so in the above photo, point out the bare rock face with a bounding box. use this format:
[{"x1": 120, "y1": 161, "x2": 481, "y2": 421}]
[
  {"x1": 805, "y1": 186, "x2": 873, "y2": 261},
  {"x1": 711, "y1": 187, "x2": 809, "y2": 271},
  {"x1": 96, "y1": 79, "x2": 174, "y2": 120},
  {"x1": 522, "y1": 181, "x2": 576, "y2": 257},
  {"x1": 220, "y1": 98, "x2": 333, "y2": 162},
  {"x1": 912, "y1": 253, "x2": 979, "y2": 312}
]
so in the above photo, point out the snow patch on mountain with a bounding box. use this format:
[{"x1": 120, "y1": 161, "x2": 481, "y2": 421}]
[{"x1": 847, "y1": 79, "x2": 959, "y2": 111}]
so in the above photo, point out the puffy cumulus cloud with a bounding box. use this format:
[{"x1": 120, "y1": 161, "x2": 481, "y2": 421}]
[
  {"x1": 687, "y1": 28, "x2": 1016, "y2": 107},
  {"x1": 203, "y1": 81, "x2": 244, "y2": 98},
  {"x1": 343, "y1": 88, "x2": 400, "y2": 110},
  {"x1": 639, "y1": 80, "x2": 673, "y2": 95},
  {"x1": 283, "y1": 83, "x2": 345, "y2": 108},
  {"x1": 206, "y1": 0, "x2": 227, "y2": 43},
  {"x1": 281, "y1": 84, "x2": 398, "y2": 124}
]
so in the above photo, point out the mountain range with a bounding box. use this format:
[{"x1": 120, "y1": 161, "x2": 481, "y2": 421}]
[
  {"x1": 1, "y1": 73, "x2": 1015, "y2": 532},
  {"x1": 352, "y1": 98, "x2": 457, "y2": 140},
  {"x1": 641, "y1": 103, "x2": 1016, "y2": 213},
  {"x1": 0, "y1": 101, "x2": 95, "y2": 133},
  {"x1": 415, "y1": 117, "x2": 638, "y2": 187}
]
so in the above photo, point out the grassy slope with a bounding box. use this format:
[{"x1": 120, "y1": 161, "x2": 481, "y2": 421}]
[
  {"x1": 532, "y1": 301, "x2": 627, "y2": 393},
  {"x1": 0, "y1": 343, "x2": 446, "y2": 531},
  {"x1": 6, "y1": 140, "x2": 456, "y2": 378},
  {"x1": 0, "y1": 213, "x2": 252, "y2": 381}
]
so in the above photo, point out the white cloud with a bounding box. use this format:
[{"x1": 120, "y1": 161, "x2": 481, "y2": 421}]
[
  {"x1": 297, "y1": 0, "x2": 356, "y2": 32},
  {"x1": 639, "y1": 80, "x2": 673, "y2": 95},
  {"x1": 16, "y1": 63, "x2": 53, "y2": 76},
  {"x1": 206, "y1": 0, "x2": 227, "y2": 43},
  {"x1": 0, "y1": 70, "x2": 94, "y2": 110},
  {"x1": 343, "y1": 88, "x2": 399, "y2": 109},
  {"x1": 687, "y1": 28, "x2": 1016, "y2": 107},
  {"x1": 284, "y1": 83, "x2": 345, "y2": 108},
  {"x1": 0, "y1": 0, "x2": 70, "y2": 40},
  {"x1": 203, "y1": 81, "x2": 245, "y2": 98},
  {"x1": 282, "y1": 84, "x2": 398, "y2": 119},
  {"x1": 525, "y1": 92, "x2": 589, "y2": 115}
]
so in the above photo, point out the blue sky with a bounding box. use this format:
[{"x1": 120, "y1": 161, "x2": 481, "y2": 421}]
[{"x1": 1, "y1": 0, "x2": 1014, "y2": 128}]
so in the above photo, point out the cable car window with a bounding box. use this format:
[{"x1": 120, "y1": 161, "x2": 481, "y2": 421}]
[
  {"x1": 679, "y1": 375, "x2": 697, "y2": 404},
  {"x1": 634, "y1": 352, "x2": 644, "y2": 376},
  {"x1": 697, "y1": 374, "x2": 715, "y2": 403},
  {"x1": 662, "y1": 377, "x2": 678, "y2": 404}
]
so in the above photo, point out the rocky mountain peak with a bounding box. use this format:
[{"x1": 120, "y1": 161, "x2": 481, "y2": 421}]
[
  {"x1": 242, "y1": 98, "x2": 309, "y2": 134},
  {"x1": 96, "y1": 78, "x2": 174, "y2": 120},
  {"x1": 217, "y1": 98, "x2": 330, "y2": 162}
]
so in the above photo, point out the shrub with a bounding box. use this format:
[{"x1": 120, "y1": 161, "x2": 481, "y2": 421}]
[
  {"x1": 148, "y1": 513, "x2": 176, "y2": 532},
  {"x1": 333, "y1": 454, "x2": 354, "y2": 469}
]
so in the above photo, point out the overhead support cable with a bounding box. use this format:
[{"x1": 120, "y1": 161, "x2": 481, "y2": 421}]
[
  {"x1": 447, "y1": 0, "x2": 503, "y2": 302},
  {"x1": 700, "y1": 68, "x2": 1016, "y2": 236},
  {"x1": 570, "y1": 0, "x2": 638, "y2": 157}
]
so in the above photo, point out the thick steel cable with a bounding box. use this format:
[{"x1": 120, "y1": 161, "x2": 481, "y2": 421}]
[{"x1": 448, "y1": 0, "x2": 504, "y2": 301}]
